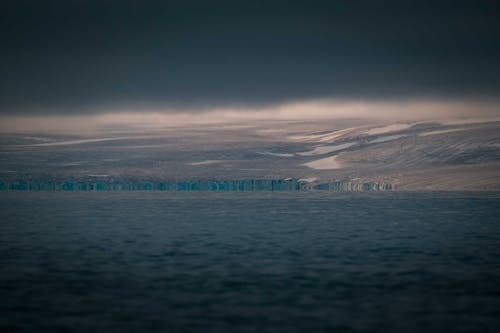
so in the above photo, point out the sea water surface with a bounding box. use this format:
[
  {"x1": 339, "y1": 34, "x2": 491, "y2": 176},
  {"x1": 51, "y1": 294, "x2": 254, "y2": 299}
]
[{"x1": 1, "y1": 192, "x2": 500, "y2": 332}]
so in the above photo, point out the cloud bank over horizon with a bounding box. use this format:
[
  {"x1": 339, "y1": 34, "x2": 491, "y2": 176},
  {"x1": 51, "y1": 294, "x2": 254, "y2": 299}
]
[
  {"x1": 2, "y1": 99, "x2": 500, "y2": 134},
  {"x1": 1, "y1": 0, "x2": 500, "y2": 117}
]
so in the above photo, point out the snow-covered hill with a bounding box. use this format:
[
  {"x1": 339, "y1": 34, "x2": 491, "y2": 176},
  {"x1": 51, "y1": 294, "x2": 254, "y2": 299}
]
[{"x1": 1, "y1": 118, "x2": 499, "y2": 190}]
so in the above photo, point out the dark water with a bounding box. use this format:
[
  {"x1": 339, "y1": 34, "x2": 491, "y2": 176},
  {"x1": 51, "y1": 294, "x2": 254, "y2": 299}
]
[{"x1": 1, "y1": 192, "x2": 500, "y2": 332}]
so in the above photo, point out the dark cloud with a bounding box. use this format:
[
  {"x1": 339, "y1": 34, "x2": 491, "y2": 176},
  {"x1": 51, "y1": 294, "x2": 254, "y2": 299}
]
[{"x1": 1, "y1": 0, "x2": 500, "y2": 114}]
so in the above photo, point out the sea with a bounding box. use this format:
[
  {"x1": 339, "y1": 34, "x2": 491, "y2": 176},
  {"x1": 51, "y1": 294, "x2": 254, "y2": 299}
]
[{"x1": 1, "y1": 192, "x2": 500, "y2": 332}]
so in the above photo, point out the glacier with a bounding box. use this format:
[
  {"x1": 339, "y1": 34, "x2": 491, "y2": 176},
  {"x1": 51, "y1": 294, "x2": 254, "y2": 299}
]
[{"x1": 0, "y1": 179, "x2": 393, "y2": 192}]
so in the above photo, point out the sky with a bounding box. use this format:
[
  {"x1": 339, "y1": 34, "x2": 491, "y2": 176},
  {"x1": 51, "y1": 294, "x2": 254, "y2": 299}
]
[{"x1": 1, "y1": 0, "x2": 500, "y2": 124}]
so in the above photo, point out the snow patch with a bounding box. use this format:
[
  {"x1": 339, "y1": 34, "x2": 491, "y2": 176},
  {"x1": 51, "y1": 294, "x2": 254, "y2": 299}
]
[
  {"x1": 298, "y1": 177, "x2": 318, "y2": 183},
  {"x1": 419, "y1": 128, "x2": 467, "y2": 137},
  {"x1": 303, "y1": 155, "x2": 343, "y2": 170},
  {"x1": 297, "y1": 142, "x2": 356, "y2": 156},
  {"x1": 187, "y1": 160, "x2": 224, "y2": 166},
  {"x1": 288, "y1": 127, "x2": 358, "y2": 143},
  {"x1": 26, "y1": 137, "x2": 132, "y2": 147},
  {"x1": 257, "y1": 151, "x2": 295, "y2": 157},
  {"x1": 364, "y1": 123, "x2": 412, "y2": 135}
]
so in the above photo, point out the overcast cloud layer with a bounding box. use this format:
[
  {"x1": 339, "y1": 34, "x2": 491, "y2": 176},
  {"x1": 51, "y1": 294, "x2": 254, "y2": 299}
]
[{"x1": 1, "y1": 0, "x2": 500, "y2": 115}]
